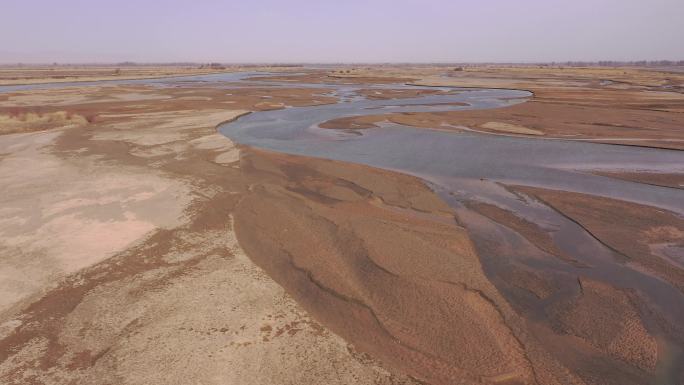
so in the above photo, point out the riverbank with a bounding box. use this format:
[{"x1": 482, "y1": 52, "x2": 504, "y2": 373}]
[
  {"x1": 1, "y1": 67, "x2": 683, "y2": 384},
  {"x1": 291, "y1": 66, "x2": 684, "y2": 150},
  {"x1": 0, "y1": 80, "x2": 418, "y2": 384},
  {"x1": 0, "y1": 65, "x2": 229, "y2": 86},
  {"x1": 0, "y1": 64, "x2": 303, "y2": 86}
]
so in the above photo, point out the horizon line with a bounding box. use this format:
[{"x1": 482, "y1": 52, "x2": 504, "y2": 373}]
[{"x1": 2, "y1": 60, "x2": 684, "y2": 67}]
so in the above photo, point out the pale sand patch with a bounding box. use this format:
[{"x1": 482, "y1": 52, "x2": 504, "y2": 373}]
[
  {"x1": 129, "y1": 142, "x2": 189, "y2": 158},
  {"x1": 188, "y1": 133, "x2": 236, "y2": 151},
  {"x1": 188, "y1": 133, "x2": 242, "y2": 164},
  {"x1": 214, "y1": 149, "x2": 241, "y2": 164},
  {"x1": 112, "y1": 92, "x2": 171, "y2": 101},
  {"x1": 480, "y1": 121, "x2": 544, "y2": 135},
  {"x1": 0, "y1": 319, "x2": 22, "y2": 340},
  {"x1": 0, "y1": 90, "x2": 97, "y2": 107},
  {"x1": 93, "y1": 110, "x2": 247, "y2": 146},
  {"x1": 101, "y1": 257, "x2": 408, "y2": 385},
  {"x1": 255, "y1": 101, "x2": 285, "y2": 109},
  {"x1": 20, "y1": 212, "x2": 156, "y2": 269},
  {"x1": 0, "y1": 82, "x2": 419, "y2": 384},
  {"x1": 0, "y1": 216, "x2": 415, "y2": 385},
  {"x1": 0, "y1": 108, "x2": 245, "y2": 311},
  {"x1": 188, "y1": 134, "x2": 240, "y2": 164},
  {"x1": 0, "y1": 130, "x2": 192, "y2": 311}
]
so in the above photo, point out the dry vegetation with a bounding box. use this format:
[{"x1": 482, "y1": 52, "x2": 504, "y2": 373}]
[{"x1": 0, "y1": 110, "x2": 90, "y2": 134}]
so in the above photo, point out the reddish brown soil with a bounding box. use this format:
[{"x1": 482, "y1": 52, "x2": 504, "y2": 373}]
[
  {"x1": 593, "y1": 171, "x2": 684, "y2": 189},
  {"x1": 356, "y1": 88, "x2": 447, "y2": 100},
  {"x1": 247, "y1": 72, "x2": 417, "y2": 84},
  {"x1": 312, "y1": 67, "x2": 684, "y2": 150},
  {"x1": 512, "y1": 186, "x2": 684, "y2": 293},
  {"x1": 0, "y1": 85, "x2": 336, "y2": 135},
  {"x1": 233, "y1": 149, "x2": 556, "y2": 385},
  {"x1": 3, "y1": 67, "x2": 684, "y2": 385},
  {"x1": 466, "y1": 202, "x2": 582, "y2": 266},
  {"x1": 318, "y1": 98, "x2": 684, "y2": 150}
]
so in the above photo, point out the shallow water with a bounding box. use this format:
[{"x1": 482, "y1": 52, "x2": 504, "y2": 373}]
[
  {"x1": 216, "y1": 76, "x2": 684, "y2": 382},
  {"x1": 4, "y1": 72, "x2": 684, "y2": 380},
  {"x1": 220, "y1": 83, "x2": 684, "y2": 210}
]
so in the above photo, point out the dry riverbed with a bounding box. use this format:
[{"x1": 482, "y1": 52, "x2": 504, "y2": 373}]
[
  {"x1": 301, "y1": 66, "x2": 684, "y2": 150},
  {"x1": 0, "y1": 80, "x2": 418, "y2": 384},
  {"x1": 1, "y1": 66, "x2": 684, "y2": 385}
]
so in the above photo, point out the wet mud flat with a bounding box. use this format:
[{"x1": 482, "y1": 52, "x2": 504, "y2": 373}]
[
  {"x1": 1, "y1": 67, "x2": 683, "y2": 384},
  {"x1": 220, "y1": 70, "x2": 684, "y2": 384}
]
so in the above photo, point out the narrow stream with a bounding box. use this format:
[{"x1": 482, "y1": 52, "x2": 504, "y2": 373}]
[
  {"x1": 4, "y1": 72, "x2": 684, "y2": 382},
  {"x1": 215, "y1": 74, "x2": 684, "y2": 383}
]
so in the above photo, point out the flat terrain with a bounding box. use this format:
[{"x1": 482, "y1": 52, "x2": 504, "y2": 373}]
[
  {"x1": 1, "y1": 65, "x2": 683, "y2": 385},
  {"x1": 0, "y1": 64, "x2": 303, "y2": 85},
  {"x1": 0, "y1": 77, "x2": 416, "y2": 384},
  {"x1": 317, "y1": 65, "x2": 684, "y2": 150},
  {"x1": 0, "y1": 66, "x2": 226, "y2": 85}
]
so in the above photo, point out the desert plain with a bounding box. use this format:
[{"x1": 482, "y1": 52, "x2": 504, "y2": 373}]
[{"x1": 0, "y1": 64, "x2": 683, "y2": 385}]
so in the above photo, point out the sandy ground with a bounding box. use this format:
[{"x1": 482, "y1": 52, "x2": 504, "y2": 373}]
[
  {"x1": 0, "y1": 129, "x2": 192, "y2": 311},
  {"x1": 233, "y1": 149, "x2": 571, "y2": 385},
  {"x1": 592, "y1": 171, "x2": 684, "y2": 189},
  {"x1": 0, "y1": 66, "x2": 232, "y2": 85},
  {"x1": 232, "y1": 147, "x2": 684, "y2": 385},
  {"x1": 0, "y1": 65, "x2": 304, "y2": 86},
  {"x1": 512, "y1": 186, "x2": 684, "y2": 292},
  {"x1": 465, "y1": 202, "x2": 580, "y2": 266},
  {"x1": 1, "y1": 66, "x2": 684, "y2": 385},
  {"x1": 285, "y1": 66, "x2": 684, "y2": 150},
  {"x1": 0, "y1": 84, "x2": 336, "y2": 136},
  {"x1": 0, "y1": 82, "x2": 417, "y2": 384}
]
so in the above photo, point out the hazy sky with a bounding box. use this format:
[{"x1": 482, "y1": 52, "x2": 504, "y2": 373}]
[{"x1": 2, "y1": 0, "x2": 683, "y2": 63}]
